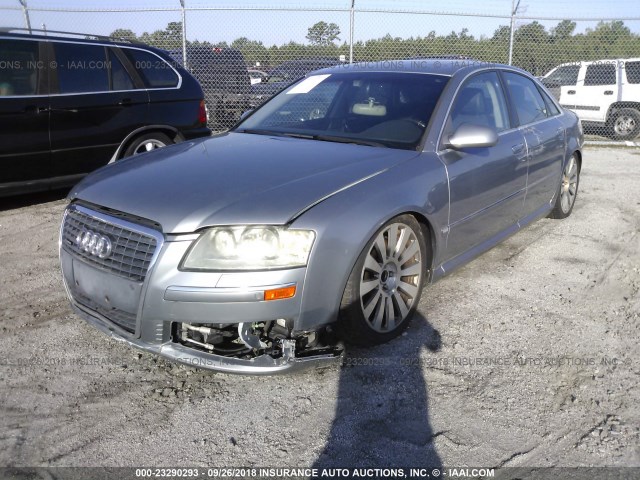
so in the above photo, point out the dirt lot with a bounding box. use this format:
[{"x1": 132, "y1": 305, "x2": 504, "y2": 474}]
[{"x1": 0, "y1": 146, "x2": 639, "y2": 473}]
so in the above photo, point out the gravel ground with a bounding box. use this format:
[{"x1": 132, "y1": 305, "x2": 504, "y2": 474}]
[{"x1": 0, "y1": 146, "x2": 639, "y2": 472}]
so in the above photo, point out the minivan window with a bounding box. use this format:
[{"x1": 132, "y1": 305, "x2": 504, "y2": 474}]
[
  {"x1": 123, "y1": 49, "x2": 178, "y2": 88},
  {"x1": 503, "y1": 72, "x2": 549, "y2": 125},
  {"x1": 55, "y1": 43, "x2": 109, "y2": 94},
  {"x1": 625, "y1": 61, "x2": 640, "y2": 84},
  {"x1": 584, "y1": 64, "x2": 617, "y2": 86},
  {"x1": 0, "y1": 39, "x2": 40, "y2": 96}
]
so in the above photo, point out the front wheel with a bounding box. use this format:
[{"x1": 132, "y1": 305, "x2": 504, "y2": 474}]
[
  {"x1": 609, "y1": 108, "x2": 640, "y2": 140},
  {"x1": 338, "y1": 215, "x2": 427, "y2": 346},
  {"x1": 549, "y1": 154, "x2": 580, "y2": 219}
]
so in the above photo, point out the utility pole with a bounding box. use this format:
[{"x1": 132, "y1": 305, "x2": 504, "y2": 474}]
[
  {"x1": 180, "y1": 0, "x2": 188, "y2": 69},
  {"x1": 508, "y1": 0, "x2": 521, "y2": 65},
  {"x1": 349, "y1": 0, "x2": 355, "y2": 64},
  {"x1": 18, "y1": 0, "x2": 32, "y2": 33}
]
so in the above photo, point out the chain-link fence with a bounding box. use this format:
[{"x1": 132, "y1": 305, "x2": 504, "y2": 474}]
[{"x1": 2, "y1": 0, "x2": 640, "y2": 140}]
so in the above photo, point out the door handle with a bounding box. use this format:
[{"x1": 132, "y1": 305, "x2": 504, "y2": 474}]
[
  {"x1": 118, "y1": 98, "x2": 132, "y2": 106},
  {"x1": 567, "y1": 90, "x2": 576, "y2": 95},
  {"x1": 604, "y1": 90, "x2": 614, "y2": 95},
  {"x1": 512, "y1": 143, "x2": 525, "y2": 154}
]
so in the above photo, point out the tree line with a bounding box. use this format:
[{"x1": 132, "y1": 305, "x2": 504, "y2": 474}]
[{"x1": 111, "y1": 19, "x2": 640, "y2": 76}]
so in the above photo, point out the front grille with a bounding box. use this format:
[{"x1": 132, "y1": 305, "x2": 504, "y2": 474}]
[
  {"x1": 71, "y1": 287, "x2": 137, "y2": 333},
  {"x1": 62, "y1": 208, "x2": 158, "y2": 282}
]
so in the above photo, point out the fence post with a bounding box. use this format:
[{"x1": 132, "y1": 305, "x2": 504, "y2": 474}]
[
  {"x1": 18, "y1": 0, "x2": 32, "y2": 33},
  {"x1": 349, "y1": 0, "x2": 355, "y2": 63},
  {"x1": 180, "y1": 0, "x2": 188, "y2": 69},
  {"x1": 508, "y1": 0, "x2": 520, "y2": 65}
]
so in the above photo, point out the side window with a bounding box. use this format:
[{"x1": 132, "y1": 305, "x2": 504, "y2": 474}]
[
  {"x1": 503, "y1": 72, "x2": 549, "y2": 125},
  {"x1": 108, "y1": 49, "x2": 134, "y2": 91},
  {"x1": 0, "y1": 39, "x2": 40, "y2": 96},
  {"x1": 123, "y1": 49, "x2": 178, "y2": 88},
  {"x1": 584, "y1": 64, "x2": 617, "y2": 86},
  {"x1": 544, "y1": 65, "x2": 580, "y2": 86},
  {"x1": 54, "y1": 43, "x2": 109, "y2": 94},
  {"x1": 538, "y1": 87, "x2": 561, "y2": 116},
  {"x1": 624, "y1": 61, "x2": 640, "y2": 84},
  {"x1": 448, "y1": 71, "x2": 511, "y2": 133}
]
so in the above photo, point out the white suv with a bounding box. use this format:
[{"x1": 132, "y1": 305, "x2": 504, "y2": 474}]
[{"x1": 542, "y1": 59, "x2": 640, "y2": 140}]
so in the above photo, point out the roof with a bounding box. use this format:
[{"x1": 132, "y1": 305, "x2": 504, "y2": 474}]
[{"x1": 319, "y1": 58, "x2": 516, "y2": 77}]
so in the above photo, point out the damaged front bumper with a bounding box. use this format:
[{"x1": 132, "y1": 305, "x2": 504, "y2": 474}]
[
  {"x1": 71, "y1": 300, "x2": 342, "y2": 374},
  {"x1": 59, "y1": 204, "x2": 343, "y2": 375}
]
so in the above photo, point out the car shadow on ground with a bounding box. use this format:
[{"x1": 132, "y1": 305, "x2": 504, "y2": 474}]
[
  {"x1": 0, "y1": 189, "x2": 69, "y2": 212},
  {"x1": 313, "y1": 311, "x2": 443, "y2": 469}
]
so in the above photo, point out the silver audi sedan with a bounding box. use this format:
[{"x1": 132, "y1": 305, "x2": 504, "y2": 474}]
[{"x1": 59, "y1": 59, "x2": 583, "y2": 374}]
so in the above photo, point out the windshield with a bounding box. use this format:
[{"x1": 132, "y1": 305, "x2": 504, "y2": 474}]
[{"x1": 236, "y1": 72, "x2": 449, "y2": 150}]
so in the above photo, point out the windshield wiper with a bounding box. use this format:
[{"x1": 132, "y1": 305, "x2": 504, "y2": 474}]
[
  {"x1": 236, "y1": 129, "x2": 387, "y2": 148},
  {"x1": 311, "y1": 134, "x2": 388, "y2": 148},
  {"x1": 234, "y1": 128, "x2": 288, "y2": 137}
]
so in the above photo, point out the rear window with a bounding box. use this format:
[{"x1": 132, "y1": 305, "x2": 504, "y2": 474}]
[
  {"x1": 0, "y1": 39, "x2": 40, "y2": 96},
  {"x1": 584, "y1": 64, "x2": 617, "y2": 86},
  {"x1": 625, "y1": 61, "x2": 640, "y2": 84},
  {"x1": 124, "y1": 49, "x2": 179, "y2": 88},
  {"x1": 54, "y1": 43, "x2": 109, "y2": 94}
]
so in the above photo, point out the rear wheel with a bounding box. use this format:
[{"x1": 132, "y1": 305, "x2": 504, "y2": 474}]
[
  {"x1": 609, "y1": 108, "x2": 640, "y2": 140},
  {"x1": 338, "y1": 215, "x2": 427, "y2": 346},
  {"x1": 123, "y1": 132, "x2": 173, "y2": 158},
  {"x1": 550, "y1": 154, "x2": 580, "y2": 219}
]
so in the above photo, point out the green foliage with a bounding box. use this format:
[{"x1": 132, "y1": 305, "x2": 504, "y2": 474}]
[
  {"x1": 111, "y1": 20, "x2": 640, "y2": 75},
  {"x1": 306, "y1": 21, "x2": 341, "y2": 46}
]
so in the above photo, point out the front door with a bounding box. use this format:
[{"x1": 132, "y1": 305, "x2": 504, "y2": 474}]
[{"x1": 439, "y1": 71, "x2": 528, "y2": 258}]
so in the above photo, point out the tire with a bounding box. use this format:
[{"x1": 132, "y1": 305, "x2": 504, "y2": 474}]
[
  {"x1": 123, "y1": 132, "x2": 173, "y2": 158},
  {"x1": 549, "y1": 153, "x2": 580, "y2": 219},
  {"x1": 609, "y1": 108, "x2": 640, "y2": 140},
  {"x1": 338, "y1": 214, "x2": 427, "y2": 346}
]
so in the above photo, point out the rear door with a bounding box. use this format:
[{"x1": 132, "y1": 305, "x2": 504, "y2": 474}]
[
  {"x1": 502, "y1": 71, "x2": 565, "y2": 215},
  {"x1": 49, "y1": 41, "x2": 148, "y2": 177},
  {"x1": 0, "y1": 37, "x2": 50, "y2": 193}
]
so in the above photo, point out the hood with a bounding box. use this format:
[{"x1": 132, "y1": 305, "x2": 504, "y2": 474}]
[{"x1": 70, "y1": 133, "x2": 418, "y2": 233}]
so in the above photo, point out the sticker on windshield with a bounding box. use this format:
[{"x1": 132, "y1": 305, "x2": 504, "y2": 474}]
[{"x1": 286, "y1": 74, "x2": 331, "y2": 94}]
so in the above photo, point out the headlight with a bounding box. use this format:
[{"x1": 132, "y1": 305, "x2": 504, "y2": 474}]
[{"x1": 181, "y1": 226, "x2": 315, "y2": 271}]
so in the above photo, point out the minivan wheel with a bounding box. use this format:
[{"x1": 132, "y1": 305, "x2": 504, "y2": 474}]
[
  {"x1": 549, "y1": 154, "x2": 580, "y2": 219},
  {"x1": 610, "y1": 108, "x2": 640, "y2": 140},
  {"x1": 338, "y1": 215, "x2": 427, "y2": 346},
  {"x1": 123, "y1": 132, "x2": 173, "y2": 157}
]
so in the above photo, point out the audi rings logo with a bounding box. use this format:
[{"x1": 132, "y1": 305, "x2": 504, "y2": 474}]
[{"x1": 75, "y1": 229, "x2": 113, "y2": 259}]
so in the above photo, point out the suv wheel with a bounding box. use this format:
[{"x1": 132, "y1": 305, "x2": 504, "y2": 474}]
[
  {"x1": 610, "y1": 108, "x2": 640, "y2": 140},
  {"x1": 124, "y1": 132, "x2": 173, "y2": 157}
]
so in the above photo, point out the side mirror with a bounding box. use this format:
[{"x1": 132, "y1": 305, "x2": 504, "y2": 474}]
[
  {"x1": 240, "y1": 109, "x2": 254, "y2": 121},
  {"x1": 446, "y1": 123, "x2": 498, "y2": 149}
]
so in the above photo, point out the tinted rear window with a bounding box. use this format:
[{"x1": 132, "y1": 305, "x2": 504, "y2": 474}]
[
  {"x1": 584, "y1": 64, "x2": 617, "y2": 86},
  {"x1": 625, "y1": 61, "x2": 640, "y2": 84},
  {"x1": 124, "y1": 49, "x2": 179, "y2": 88},
  {"x1": 54, "y1": 43, "x2": 109, "y2": 94}
]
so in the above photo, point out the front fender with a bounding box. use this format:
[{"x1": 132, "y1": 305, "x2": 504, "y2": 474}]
[{"x1": 290, "y1": 152, "x2": 449, "y2": 333}]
